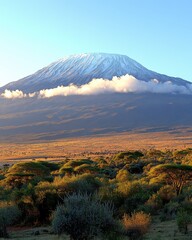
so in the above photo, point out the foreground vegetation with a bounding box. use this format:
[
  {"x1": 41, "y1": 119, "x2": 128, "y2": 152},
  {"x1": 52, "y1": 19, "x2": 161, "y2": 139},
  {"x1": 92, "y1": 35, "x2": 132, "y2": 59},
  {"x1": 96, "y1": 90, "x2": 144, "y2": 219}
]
[{"x1": 0, "y1": 148, "x2": 192, "y2": 239}]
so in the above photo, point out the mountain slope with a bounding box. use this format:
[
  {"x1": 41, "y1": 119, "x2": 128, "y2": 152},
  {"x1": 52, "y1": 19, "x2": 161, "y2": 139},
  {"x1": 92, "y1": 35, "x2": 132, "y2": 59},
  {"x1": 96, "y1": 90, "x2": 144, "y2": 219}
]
[
  {"x1": 1, "y1": 93, "x2": 192, "y2": 142},
  {"x1": 1, "y1": 53, "x2": 192, "y2": 143},
  {"x1": 0, "y1": 53, "x2": 189, "y2": 93}
]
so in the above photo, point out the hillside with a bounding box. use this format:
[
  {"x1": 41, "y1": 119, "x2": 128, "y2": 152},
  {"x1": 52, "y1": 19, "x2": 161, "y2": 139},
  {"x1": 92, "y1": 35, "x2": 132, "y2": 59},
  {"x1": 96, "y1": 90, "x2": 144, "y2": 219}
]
[{"x1": 0, "y1": 93, "x2": 192, "y2": 142}]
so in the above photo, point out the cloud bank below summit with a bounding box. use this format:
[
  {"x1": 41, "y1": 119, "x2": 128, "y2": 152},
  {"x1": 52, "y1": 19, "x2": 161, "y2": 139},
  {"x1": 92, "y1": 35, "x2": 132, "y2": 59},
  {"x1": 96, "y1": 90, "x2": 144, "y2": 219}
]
[{"x1": 1, "y1": 74, "x2": 192, "y2": 99}]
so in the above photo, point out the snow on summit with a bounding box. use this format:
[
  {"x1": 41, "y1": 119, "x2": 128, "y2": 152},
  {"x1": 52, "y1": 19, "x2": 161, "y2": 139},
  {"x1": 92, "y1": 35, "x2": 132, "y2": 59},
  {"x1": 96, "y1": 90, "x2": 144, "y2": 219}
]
[{"x1": 0, "y1": 53, "x2": 189, "y2": 93}]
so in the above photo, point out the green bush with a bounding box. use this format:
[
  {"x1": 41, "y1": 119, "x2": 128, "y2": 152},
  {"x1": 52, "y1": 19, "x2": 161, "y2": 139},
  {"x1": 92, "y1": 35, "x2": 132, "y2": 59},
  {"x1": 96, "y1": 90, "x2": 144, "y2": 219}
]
[
  {"x1": 128, "y1": 162, "x2": 145, "y2": 174},
  {"x1": 177, "y1": 209, "x2": 191, "y2": 234},
  {"x1": 0, "y1": 203, "x2": 21, "y2": 238},
  {"x1": 145, "y1": 193, "x2": 163, "y2": 214},
  {"x1": 7, "y1": 161, "x2": 50, "y2": 177},
  {"x1": 52, "y1": 193, "x2": 116, "y2": 240},
  {"x1": 59, "y1": 166, "x2": 74, "y2": 176},
  {"x1": 54, "y1": 174, "x2": 101, "y2": 195},
  {"x1": 115, "y1": 181, "x2": 151, "y2": 214},
  {"x1": 74, "y1": 164, "x2": 99, "y2": 174},
  {"x1": 156, "y1": 185, "x2": 175, "y2": 204},
  {"x1": 98, "y1": 185, "x2": 124, "y2": 212},
  {"x1": 116, "y1": 169, "x2": 130, "y2": 182},
  {"x1": 5, "y1": 161, "x2": 51, "y2": 188},
  {"x1": 37, "y1": 161, "x2": 60, "y2": 171},
  {"x1": 114, "y1": 151, "x2": 144, "y2": 161},
  {"x1": 160, "y1": 201, "x2": 179, "y2": 221}
]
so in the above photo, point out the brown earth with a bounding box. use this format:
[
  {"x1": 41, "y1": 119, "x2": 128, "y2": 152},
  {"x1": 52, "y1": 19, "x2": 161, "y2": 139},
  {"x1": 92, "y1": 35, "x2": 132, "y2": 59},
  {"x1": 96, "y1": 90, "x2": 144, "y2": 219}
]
[
  {"x1": 7, "y1": 220, "x2": 192, "y2": 239},
  {"x1": 1, "y1": 128, "x2": 192, "y2": 163}
]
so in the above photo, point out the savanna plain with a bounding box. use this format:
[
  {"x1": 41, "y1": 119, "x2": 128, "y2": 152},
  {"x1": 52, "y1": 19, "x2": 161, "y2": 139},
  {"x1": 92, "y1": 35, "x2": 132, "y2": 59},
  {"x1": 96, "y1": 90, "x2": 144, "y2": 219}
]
[{"x1": 0, "y1": 131, "x2": 192, "y2": 240}]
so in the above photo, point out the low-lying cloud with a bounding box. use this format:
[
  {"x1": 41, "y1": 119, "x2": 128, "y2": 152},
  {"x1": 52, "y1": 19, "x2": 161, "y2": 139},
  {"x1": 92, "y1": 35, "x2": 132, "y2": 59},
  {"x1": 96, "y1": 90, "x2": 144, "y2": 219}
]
[
  {"x1": 1, "y1": 89, "x2": 27, "y2": 99},
  {"x1": 1, "y1": 74, "x2": 192, "y2": 99}
]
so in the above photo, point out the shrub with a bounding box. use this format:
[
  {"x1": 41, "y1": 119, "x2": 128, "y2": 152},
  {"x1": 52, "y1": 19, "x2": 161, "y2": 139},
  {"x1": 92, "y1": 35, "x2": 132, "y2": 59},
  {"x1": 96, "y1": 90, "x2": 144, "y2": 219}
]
[
  {"x1": 61, "y1": 159, "x2": 94, "y2": 169},
  {"x1": 145, "y1": 193, "x2": 163, "y2": 214},
  {"x1": 128, "y1": 162, "x2": 144, "y2": 174},
  {"x1": 117, "y1": 181, "x2": 137, "y2": 196},
  {"x1": 145, "y1": 149, "x2": 165, "y2": 159},
  {"x1": 117, "y1": 181, "x2": 151, "y2": 213},
  {"x1": 99, "y1": 166, "x2": 116, "y2": 178},
  {"x1": 53, "y1": 174, "x2": 101, "y2": 195},
  {"x1": 181, "y1": 199, "x2": 192, "y2": 213},
  {"x1": 7, "y1": 161, "x2": 50, "y2": 177},
  {"x1": 177, "y1": 209, "x2": 191, "y2": 234},
  {"x1": 116, "y1": 169, "x2": 130, "y2": 182},
  {"x1": 114, "y1": 151, "x2": 144, "y2": 161},
  {"x1": 34, "y1": 173, "x2": 102, "y2": 222},
  {"x1": 149, "y1": 164, "x2": 192, "y2": 196},
  {"x1": 160, "y1": 201, "x2": 179, "y2": 221},
  {"x1": 59, "y1": 166, "x2": 74, "y2": 176},
  {"x1": 0, "y1": 202, "x2": 21, "y2": 238},
  {"x1": 98, "y1": 185, "x2": 124, "y2": 212},
  {"x1": 74, "y1": 164, "x2": 99, "y2": 174},
  {"x1": 37, "y1": 161, "x2": 60, "y2": 171},
  {"x1": 11, "y1": 185, "x2": 41, "y2": 225},
  {"x1": 5, "y1": 161, "x2": 51, "y2": 188},
  {"x1": 52, "y1": 193, "x2": 116, "y2": 240},
  {"x1": 156, "y1": 185, "x2": 175, "y2": 204},
  {"x1": 122, "y1": 211, "x2": 151, "y2": 240}
]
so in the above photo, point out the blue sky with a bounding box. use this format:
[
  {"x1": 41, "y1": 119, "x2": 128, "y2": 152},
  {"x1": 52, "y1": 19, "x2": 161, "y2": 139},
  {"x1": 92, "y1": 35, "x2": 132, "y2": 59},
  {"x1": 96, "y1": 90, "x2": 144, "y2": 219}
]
[{"x1": 0, "y1": 0, "x2": 192, "y2": 86}]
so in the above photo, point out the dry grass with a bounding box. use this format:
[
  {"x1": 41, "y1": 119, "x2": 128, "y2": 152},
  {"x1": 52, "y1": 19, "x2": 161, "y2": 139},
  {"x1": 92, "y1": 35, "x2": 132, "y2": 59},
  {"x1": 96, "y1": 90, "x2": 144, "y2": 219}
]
[
  {"x1": 123, "y1": 212, "x2": 151, "y2": 235},
  {"x1": 6, "y1": 219, "x2": 192, "y2": 239},
  {"x1": 144, "y1": 218, "x2": 192, "y2": 240},
  {"x1": 8, "y1": 227, "x2": 65, "y2": 240},
  {"x1": 1, "y1": 128, "x2": 192, "y2": 162}
]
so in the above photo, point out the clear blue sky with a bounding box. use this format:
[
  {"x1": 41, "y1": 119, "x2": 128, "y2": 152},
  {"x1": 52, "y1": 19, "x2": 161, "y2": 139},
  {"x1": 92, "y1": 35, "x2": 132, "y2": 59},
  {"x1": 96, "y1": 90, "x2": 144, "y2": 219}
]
[{"x1": 0, "y1": 0, "x2": 192, "y2": 86}]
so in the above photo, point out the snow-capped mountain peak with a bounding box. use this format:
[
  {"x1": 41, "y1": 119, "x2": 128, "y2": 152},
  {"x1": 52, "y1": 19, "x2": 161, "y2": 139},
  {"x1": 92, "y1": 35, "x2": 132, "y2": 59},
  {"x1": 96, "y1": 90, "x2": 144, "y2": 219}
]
[{"x1": 0, "y1": 53, "x2": 189, "y2": 93}]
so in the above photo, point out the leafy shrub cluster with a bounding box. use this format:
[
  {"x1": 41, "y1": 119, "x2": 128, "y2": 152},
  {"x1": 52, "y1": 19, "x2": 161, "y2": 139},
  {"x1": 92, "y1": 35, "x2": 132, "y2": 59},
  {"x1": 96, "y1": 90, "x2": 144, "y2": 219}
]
[
  {"x1": 0, "y1": 148, "x2": 192, "y2": 238},
  {"x1": 122, "y1": 212, "x2": 151, "y2": 240},
  {"x1": 0, "y1": 202, "x2": 21, "y2": 238},
  {"x1": 52, "y1": 193, "x2": 116, "y2": 240}
]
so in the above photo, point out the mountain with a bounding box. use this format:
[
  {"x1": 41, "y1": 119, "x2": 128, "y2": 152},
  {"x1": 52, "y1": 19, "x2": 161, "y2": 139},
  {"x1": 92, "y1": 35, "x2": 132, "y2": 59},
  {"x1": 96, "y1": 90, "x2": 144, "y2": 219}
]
[
  {"x1": 0, "y1": 53, "x2": 189, "y2": 93},
  {"x1": 0, "y1": 53, "x2": 192, "y2": 143}
]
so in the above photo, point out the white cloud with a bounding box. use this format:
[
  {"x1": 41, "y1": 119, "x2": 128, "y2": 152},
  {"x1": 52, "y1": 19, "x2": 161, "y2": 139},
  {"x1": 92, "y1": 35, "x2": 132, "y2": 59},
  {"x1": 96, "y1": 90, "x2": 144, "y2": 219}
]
[
  {"x1": 28, "y1": 92, "x2": 37, "y2": 98},
  {"x1": 1, "y1": 89, "x2": 27, "y2": 99},
  {"x1": 38, "y1": 74, "x2": 192, "y2": 98},
  {"x1": 1, "y1": 74, "x2": 192, "y2": 99}
]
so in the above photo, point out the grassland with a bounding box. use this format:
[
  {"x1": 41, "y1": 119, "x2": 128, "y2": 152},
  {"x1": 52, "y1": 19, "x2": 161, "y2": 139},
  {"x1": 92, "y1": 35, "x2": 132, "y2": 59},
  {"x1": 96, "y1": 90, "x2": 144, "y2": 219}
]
[
  {"x1": 1, "y1": 128, "x2": 192, "y2": 162},
  {"x1": 1, "y1": 129, "x2": 192, "y2": 239},
  {"x1": 7, "y1": 220, "x2": 192, "y2": 240}
]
